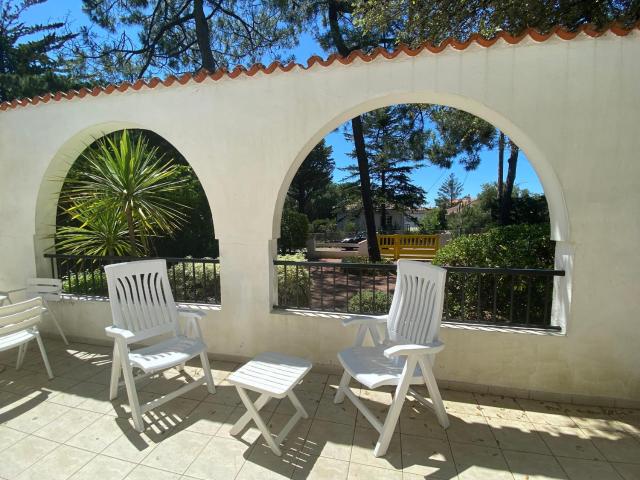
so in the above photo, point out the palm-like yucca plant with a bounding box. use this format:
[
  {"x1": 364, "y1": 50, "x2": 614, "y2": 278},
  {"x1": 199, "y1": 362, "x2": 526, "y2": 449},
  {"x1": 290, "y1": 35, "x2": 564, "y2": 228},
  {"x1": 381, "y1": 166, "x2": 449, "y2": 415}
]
[
  {"x1": 55, "y1": 204, "x2": 138, "y2": 256},
  {"x1": 60, "y1": 130, "x2": 188, "y2": 255}
]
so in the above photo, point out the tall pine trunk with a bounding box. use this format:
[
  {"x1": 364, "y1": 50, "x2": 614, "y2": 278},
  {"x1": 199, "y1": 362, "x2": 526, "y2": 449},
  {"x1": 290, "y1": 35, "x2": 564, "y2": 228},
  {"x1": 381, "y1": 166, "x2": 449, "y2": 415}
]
[
  {"x1": 328, "y1": 0, "x2": 381, "y2": 261},
  {"x1": 499, "y1": 141, "x2": 519, "y2": 225},
  {"x1": 193, "y1": 0, "x2": 216, "y2": 71},
  {"x1": 497, "y1": 132, "x2": 505, "y2": 202}
]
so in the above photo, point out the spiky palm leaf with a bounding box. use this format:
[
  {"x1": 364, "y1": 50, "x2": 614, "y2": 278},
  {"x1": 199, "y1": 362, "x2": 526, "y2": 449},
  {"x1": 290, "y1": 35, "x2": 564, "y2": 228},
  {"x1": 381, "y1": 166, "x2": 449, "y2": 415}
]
[{"x1": 60, "y1": 130, "x2": 188, "y2": 255}]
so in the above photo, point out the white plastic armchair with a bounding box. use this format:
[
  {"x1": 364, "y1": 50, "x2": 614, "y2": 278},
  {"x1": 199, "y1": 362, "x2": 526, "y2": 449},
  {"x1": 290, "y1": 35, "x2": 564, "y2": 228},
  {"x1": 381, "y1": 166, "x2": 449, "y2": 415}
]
[
  {"x1": 0, "y1": 297, "x2": 54, "y2": 379},
  {"x1": 25, "y1": 278, "x2": 69, "y2": 345},
  {"x1": 104, "y1": 259, "x2": 216, "y2": 432},
  {"x1": 334, "y1": 260, "x2": 449, "y2": 457}
]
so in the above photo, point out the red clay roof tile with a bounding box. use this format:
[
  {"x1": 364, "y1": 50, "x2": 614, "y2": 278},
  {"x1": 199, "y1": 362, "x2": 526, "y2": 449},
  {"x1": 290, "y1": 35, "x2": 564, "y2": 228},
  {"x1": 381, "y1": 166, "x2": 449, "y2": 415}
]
[{"x1": 1, "y1": 23, "x2": 637, "y2": 113}]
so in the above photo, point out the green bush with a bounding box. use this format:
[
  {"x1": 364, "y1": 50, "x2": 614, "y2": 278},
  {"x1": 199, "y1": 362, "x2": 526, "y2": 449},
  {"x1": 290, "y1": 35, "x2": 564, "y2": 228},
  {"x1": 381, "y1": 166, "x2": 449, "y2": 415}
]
[
  {"x1": 347, "y1": 290, "x2": 392, "y2": 314},
  {"x1": 277, "y1": 253, "x2": 311, "y2": 307},
  {"x1": 433, "y1": 224, "x2": 555, "y2": 325},
  {"x1": 280, "y1": 209, "x2": 309, "y2": 253}
]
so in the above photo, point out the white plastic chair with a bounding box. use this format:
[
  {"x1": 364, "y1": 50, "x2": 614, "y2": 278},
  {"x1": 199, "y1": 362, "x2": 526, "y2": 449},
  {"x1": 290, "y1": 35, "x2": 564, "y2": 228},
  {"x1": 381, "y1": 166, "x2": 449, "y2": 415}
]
[
  {"x1": 334, "y1": 260, "x2": 450, "y2": 457},
  {"x1": 25, "y1": 278, "x2": 69, "y2": 345},
  {"x1": 104, "y1": 259, "x2": 216, "y2": 432},
  {"x1": 0, "y1": 297, "x2": 54, "y2": 379}
]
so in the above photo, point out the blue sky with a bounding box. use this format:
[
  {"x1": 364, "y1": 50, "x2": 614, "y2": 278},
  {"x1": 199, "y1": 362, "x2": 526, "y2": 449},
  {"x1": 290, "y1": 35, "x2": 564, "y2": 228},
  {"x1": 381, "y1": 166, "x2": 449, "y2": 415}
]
[{"x1": 22, "y1": 1, "x2": 543, "y2": 205}]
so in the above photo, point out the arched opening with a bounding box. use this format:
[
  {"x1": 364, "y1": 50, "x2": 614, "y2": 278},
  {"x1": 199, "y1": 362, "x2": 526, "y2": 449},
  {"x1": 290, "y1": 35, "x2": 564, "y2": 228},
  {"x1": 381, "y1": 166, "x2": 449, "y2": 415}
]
[
  {"x1": 273, "y1": 99, "x2": 571, "y2": 330},
  {"x1": 37, "y1": 127, "x2": 220, "y2": 305}
]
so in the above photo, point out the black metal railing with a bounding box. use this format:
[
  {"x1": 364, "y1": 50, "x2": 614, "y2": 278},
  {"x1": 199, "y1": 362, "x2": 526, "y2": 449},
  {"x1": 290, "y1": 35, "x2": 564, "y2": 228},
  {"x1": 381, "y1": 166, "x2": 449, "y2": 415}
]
[
  {"x1": 45, "y1": 254, "x2": 221, "y2": 304},
  {"x1": 273, "y1": 260, "x2": 565, "y2": 329}
]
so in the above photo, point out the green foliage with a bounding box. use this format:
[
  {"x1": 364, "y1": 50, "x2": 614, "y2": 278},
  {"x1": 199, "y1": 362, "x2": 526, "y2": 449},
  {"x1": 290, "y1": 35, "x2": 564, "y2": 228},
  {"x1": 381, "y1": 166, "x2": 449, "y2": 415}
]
[
  {"x1": 58, "y1": 129, "x2": 189, "y2": 256},
  {"x1": 418, "y1": 208, "x2": 446, "y2": 234},
  {"x1": 341, "y1": 256, "x2": 395, "y2": 276},
  {"x1": 347, "y1": 290, "x2": 392, "y2": 315},
  {"x1": 447, "y1": 204, "x2": 492, "y2": 235},
  {"x1": 288, "y1": 140, "x2": 335, "y2": 219},
  {"x1": 434, "y1": 224, "x2": 554, "y2": 269},
  {"x1": 475, "y1": 183, "x2": 550, "y2": 228},
  {"x1": 0, "y1": 0, "x2": 85, "y2": 102},
  {"x1": 276, "y1": 253, "x2": 310, "y2": 308},
  {"x1": 280, "y1": 208, "x2": 309, "y2": 253},
  {"x1": 434, "y1": 224, "x2": 555, "y2": 325},
  {"x1": 437, "y1": 173, "x2": 464, "y2": 208},
  {"x1": 311, "y1": 218, "x2": 337, "y2": 234}
]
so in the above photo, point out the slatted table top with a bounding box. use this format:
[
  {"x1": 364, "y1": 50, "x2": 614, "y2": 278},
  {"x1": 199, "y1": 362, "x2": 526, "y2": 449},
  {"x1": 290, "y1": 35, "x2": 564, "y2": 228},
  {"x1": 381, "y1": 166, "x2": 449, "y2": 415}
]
[{"x1": 227, "y1": 352, "x2": 312, "y2": 398}]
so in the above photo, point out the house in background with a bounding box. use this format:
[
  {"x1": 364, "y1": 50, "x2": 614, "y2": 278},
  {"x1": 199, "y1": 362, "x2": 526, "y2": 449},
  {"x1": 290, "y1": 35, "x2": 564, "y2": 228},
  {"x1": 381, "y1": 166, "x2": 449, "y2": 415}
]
[{"x1": 336, "y1": 206, "x2": 433, "y2": 232}]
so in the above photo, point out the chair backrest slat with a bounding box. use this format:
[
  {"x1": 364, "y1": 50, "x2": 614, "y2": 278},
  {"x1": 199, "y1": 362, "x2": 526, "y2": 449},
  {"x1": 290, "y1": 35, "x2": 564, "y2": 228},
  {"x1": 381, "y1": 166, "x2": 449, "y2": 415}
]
[
  {"x1": 0, "y1": 297, "x2": 43, "y2": 337},
  {"x1": 25, "y1": 278, "x2": 62, "y2": 302},
  {"x1": 387, "y1": 260, "x2": 447, "y2": 346},
  {"x1": 105, "y1": 260, "x2": 178, "y2": 339}
]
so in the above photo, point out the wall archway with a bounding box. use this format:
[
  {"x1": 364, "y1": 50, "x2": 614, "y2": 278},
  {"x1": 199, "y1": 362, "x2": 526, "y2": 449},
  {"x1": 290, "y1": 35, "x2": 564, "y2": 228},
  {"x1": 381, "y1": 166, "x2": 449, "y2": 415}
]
[
  {"x1": 33, "y1": 121, "x2": 219, "y2": 275},
  {"x1": 272, "y1": 92, "x2": 570, "y2": 244}
]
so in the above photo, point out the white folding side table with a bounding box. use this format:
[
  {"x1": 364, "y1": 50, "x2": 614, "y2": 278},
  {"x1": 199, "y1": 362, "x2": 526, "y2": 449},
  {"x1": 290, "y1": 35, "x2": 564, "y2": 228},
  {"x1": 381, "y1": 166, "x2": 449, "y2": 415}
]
[{"x1": 228, "y1": 351, "x2": 312, "y2": 456}]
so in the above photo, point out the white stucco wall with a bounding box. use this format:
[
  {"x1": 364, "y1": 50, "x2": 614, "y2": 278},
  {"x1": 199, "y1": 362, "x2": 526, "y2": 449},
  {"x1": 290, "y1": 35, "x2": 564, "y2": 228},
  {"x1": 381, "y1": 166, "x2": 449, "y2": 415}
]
[{"x1": 1, "y1": 30, "x2": 639, "y2": 404}]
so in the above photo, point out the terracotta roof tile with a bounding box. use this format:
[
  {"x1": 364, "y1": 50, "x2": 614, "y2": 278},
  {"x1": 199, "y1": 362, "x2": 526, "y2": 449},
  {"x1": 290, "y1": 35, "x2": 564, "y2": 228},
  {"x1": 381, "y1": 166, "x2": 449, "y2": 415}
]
[{"x1": 1, "y1": 22, "x2": 637, "y2": 112}]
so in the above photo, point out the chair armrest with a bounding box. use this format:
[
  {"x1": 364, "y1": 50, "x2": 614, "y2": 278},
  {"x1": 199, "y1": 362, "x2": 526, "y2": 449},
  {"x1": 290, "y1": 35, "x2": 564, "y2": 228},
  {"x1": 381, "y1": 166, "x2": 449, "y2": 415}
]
[
  {"x1": 384, "y1": 341, "x2": 445, "y2": 358},
  {"x1": 105, "y1": 326, "x2": 136, "y2": 340},
  {"x1": 341, "y1": 315, "x2": 388, "y2": 327}
]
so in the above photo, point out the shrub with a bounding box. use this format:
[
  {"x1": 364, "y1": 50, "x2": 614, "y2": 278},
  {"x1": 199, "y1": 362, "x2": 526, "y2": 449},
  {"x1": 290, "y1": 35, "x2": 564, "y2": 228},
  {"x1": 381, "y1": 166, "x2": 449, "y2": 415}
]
[
  {"x1": 280, "y1": 209, "x2": 309, "y2": 253},
  {"x1": 433, "y1": 224, "x2": 555, "y2": 325},
  {"x1": 347, "y1": 290, "x2": 392, "y2": 315},
  {"x1": 340, "y1": 255, "x2": 395, "y2": 276},
  {"x1": 276, "y1": 253, "x2": 310, "y2": 307}
]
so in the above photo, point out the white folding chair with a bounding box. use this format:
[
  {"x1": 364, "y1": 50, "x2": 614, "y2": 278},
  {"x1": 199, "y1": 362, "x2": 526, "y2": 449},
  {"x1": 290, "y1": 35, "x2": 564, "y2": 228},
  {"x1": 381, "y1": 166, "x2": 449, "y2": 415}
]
[
  {"x1": 25, "y1": 278, "x2": 69, "y2": 345},
  {"x1": 334, "y1": 260, "x2": 450, "y2": 457},
  {"x1": 104, "y1": 259, "x2": 216, "y2": 432},
  {"x1": 0, "y1": 297, "x2": 54, "y2": 379}
]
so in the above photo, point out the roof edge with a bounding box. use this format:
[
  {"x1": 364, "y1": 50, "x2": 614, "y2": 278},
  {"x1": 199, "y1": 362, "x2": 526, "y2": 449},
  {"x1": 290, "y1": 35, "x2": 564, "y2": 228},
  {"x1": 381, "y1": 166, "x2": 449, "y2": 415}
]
[{"x1": 2, "y1": 22, "x2": 638, "y2": 112}]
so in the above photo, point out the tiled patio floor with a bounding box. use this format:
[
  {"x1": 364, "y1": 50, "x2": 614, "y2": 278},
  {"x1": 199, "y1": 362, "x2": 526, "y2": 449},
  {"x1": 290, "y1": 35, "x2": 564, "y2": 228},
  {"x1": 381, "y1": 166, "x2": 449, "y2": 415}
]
[{"x1": 1, "y1": 340, "x2": 639, "y2": 480}]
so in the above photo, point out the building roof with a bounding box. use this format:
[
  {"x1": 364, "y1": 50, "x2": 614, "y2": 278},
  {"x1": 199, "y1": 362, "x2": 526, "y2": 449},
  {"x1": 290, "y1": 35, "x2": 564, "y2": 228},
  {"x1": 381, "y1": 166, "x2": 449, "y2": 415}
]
[{"x1": 1, "y1": 22, "x2": 638, "y2": 113}]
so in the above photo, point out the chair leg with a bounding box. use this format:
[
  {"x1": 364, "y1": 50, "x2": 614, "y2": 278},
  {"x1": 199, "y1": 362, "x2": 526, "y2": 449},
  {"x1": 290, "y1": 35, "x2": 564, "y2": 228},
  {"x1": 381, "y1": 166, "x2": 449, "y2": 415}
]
[
  {"x1": 199, "y1": 350, "x2": 216, "y2": 394},
  {"x1": 333, "y1": 370, "x2": 351, "y2": 404},
  {"x1": 373, "y1": 357, "x2": 417, "y2": 458},
  {"x1": 35, "y1": 332, "x2": 54, "y2": 379},
  {"x1": 16, "y1": 343, "x2": 27, "y2": 370},
  {"x1": 116, "y1": 340, "x2": 144, "y2": 432},
  {"x1": 109, "y1": 343, "x2": 121, "y2": 400},
  {"x1": 235, "y1": 386, "x2": 281, "y2": 456},
  {"x1": 47, "y1": 307, "x2": 69, "y2": 345},
  {"x1": 418, "y1": 357, "x2": 449, "y2": 429}
]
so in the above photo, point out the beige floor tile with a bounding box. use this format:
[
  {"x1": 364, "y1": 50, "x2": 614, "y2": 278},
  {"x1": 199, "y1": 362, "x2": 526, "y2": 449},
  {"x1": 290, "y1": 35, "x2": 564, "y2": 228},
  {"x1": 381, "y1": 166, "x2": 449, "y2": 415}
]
[
  {"x1": 347, "y1": 463, "x2": 402, "y2": 480},
  {"x1": 47, "y1": 381, "x2": 106, "y2": 408},
  {"x1": 273, "y1": 389, "x2": 322, "y2": 418},
  {"x1": 446, "y1": 413, "x2": 498, "y2": 448},
  {"x1": 141, "y1": 429, "x2": 211, "y2": 474},
  {"x1": 401, "y1": 433, "x2": 457, "y2": 479},
  {"x1": 4, "y1": 400, "x2": 71, "y2": 433},
  {"x1": 612, "y1": 462, "x2": 640, "y2": 480},
  {"x1": 537, "y1": 425, "x2": 604, "y2": 460},
  {"x1": 215, "y1": 405, "x2": 274, "y2": 443},
  {"x1": 400, "y1": 401, "x2": 448, "y2": 440},
  {"x1": 16, "y1": 444, "x2": 96, "y2": 480},
  {"x1": 503, "y1": 450, "x2": 567, "y2": 480},
  {"x1": 402, "y1": 473, "x2": 459, "y2": 480},
  {"x1": 0, "y1": 426, "x2": 27, "y2": 452},
  {"x1": 517, "y1": 399, "x2": 578, "y2": 428},
  {"x1": 291, "y1": 454, "x2": 349, "y2": 480},
  {"x1": 0, "y1": 435, "x2": 58, "y2": 479},
  {"x1": 487, "y1": 418, "x2": 551, "y2": 454},
  {"x1": 74, "y1": 388, "x2": 126, "y2": 417},
  {"x1": 184, "y1": 402, "x2": 235, "y2": 436},
  {"x1": 235, "y1": 443, "x2": 297, "y2": 480},
  {"x1": 442, "y1": 390, "x2": 483, "y2": 417},
  {"x1": 184, "y1": 436, "x2": 252, "y2": 480},
  {"x1": 450, "y1": 442, "x2": 514, "y2": 480},
  {"x1": 69, "y1": 454, "x2": 135, "y2": 480},
  {"x1": 142, "y1": 397, "x2": 201, "y2": 433},
  {"x1": 556, "y1": 457, "x2": 624, "y2": 480},
  {"x1": 125, "y1": 465, "x2": 181, "y2": 480},
  {"x1": 314, "y1": 397, "x2": 357, "y2": 426},
  {"x1": 350, "y1": 426, "x2": 402, "y2": 471},
  {"x1": 263, "y1": 413, "x2": 312, "y2": 451},
  {"x1": 65, "y1": 414, "x2": 130, "y2": 453},
  {"x1": 101, "y1": 429, "x2": 159, "y2": 464},
  {"x1": 475, "y1": 394, "x2": 529, "y2": 422},
  {"x1": 582, "y1": 428, "x2": 640, "y2": 463},
  {"x1": 302, "y1": 419, "x2": 355, "y2": 461},
  {"x1": 33, "y1": 407, "x2": 102, "y2": 442}
]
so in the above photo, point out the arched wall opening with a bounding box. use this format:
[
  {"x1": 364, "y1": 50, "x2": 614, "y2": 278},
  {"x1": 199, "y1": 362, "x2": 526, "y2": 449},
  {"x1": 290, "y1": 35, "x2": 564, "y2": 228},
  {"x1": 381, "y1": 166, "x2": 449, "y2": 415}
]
[
  {"x1": 272, "y1": 94, "x2": 572, "y2": 330},
  {"x1": 34, "y1": 124, "x2": 221, "y2": 304}
]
